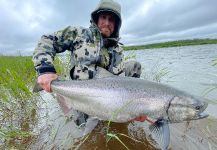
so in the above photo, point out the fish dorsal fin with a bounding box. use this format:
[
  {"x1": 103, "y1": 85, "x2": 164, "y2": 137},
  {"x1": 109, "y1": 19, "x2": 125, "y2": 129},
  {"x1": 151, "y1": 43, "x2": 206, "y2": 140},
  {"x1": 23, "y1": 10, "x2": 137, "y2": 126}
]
[
  {"x1": 94, "y1": 67, "x2": 115, "y2": 79},
  {"x1": 149, "y1": 119, "x2": 170, "y2": 150}
]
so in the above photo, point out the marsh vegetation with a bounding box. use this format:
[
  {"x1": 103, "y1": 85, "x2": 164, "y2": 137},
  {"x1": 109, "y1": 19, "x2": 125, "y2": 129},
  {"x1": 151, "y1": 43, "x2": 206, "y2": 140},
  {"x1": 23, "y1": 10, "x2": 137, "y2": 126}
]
[
  {"x1": 123, "y1": 39, "x2": 217, "y2": 51},
  {"x1": 0, "y1": 55, "x2": 68, "y2": 149}
]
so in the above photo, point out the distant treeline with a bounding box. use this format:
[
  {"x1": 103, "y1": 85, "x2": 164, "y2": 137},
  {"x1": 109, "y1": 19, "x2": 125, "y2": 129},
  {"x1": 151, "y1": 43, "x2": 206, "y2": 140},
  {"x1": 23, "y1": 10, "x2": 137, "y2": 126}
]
[{"x1": 123, "y1": 38, "x2": 217, "y2": 51}]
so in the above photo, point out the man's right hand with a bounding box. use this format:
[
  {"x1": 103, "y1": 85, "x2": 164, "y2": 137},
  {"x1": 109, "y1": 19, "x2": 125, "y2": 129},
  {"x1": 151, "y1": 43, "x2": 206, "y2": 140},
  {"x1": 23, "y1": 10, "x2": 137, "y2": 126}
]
[{"x1": 37, "y1": 73, "x2": 58, "y2": 92}]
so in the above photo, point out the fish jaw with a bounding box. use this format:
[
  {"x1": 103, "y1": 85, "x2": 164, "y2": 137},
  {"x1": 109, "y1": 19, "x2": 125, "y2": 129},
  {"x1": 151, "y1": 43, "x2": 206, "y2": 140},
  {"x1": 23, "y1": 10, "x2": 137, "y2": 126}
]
[{"x1": 191, "y1": 112, "x2": 209, "y2": 120}]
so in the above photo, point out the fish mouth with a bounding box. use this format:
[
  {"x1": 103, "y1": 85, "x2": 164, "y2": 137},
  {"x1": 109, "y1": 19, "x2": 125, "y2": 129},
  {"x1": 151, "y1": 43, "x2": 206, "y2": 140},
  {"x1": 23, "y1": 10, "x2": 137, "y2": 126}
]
[
  {"x1": 193, "y1": 101, "x2": 209, "y2": 120},
  {"x1": 192, "y1": 112, "x2": 209, "y2": 120}
]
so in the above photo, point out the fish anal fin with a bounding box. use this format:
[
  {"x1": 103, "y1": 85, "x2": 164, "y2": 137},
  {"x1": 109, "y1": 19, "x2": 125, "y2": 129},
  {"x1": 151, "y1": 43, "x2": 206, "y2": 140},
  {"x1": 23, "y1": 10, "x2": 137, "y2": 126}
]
[
  {"x1": 149, "y1": 119, "x2": 170, "y2": 150},
  {"x1": 82, "y1": 117, "x2": 99, "y2": 136}
]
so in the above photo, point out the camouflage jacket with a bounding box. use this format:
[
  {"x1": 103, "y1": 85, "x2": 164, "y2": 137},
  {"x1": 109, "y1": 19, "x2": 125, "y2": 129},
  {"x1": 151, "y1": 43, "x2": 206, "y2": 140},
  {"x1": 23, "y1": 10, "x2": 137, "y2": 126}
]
[{"x1": 32, "y1": 25, "x2": 124, "y2": 80}]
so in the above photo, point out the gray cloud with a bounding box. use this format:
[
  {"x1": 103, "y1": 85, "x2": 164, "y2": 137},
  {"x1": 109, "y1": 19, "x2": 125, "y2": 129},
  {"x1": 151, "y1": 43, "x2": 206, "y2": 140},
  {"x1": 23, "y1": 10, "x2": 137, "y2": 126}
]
[
  {"x1": 121, "y1": 0, "x2": 217, "y2": 44},
  {"x1": 0, "y1": 0, "x2": 217, "y2": 55}
]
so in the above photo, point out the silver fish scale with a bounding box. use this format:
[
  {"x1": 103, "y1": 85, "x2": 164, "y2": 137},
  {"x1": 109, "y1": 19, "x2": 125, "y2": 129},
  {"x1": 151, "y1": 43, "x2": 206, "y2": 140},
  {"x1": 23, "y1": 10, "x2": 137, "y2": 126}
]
[{"x1": 50, "y1": 77, "x2": 195, "y2": 122}]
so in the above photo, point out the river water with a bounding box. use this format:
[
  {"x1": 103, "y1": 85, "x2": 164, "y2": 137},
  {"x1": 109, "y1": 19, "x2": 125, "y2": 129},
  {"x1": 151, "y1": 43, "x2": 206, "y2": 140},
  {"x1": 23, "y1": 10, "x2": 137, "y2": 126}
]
[{"x1": 31, "y1": 44, "x2": 217, "y2": 150}]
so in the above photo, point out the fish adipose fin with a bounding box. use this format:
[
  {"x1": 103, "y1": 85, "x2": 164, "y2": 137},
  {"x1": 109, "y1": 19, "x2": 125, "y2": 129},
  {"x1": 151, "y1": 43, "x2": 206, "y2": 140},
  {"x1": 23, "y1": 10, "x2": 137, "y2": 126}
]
[{"x1": 149, "y1": 119, "x2": 170, "y2": 150}]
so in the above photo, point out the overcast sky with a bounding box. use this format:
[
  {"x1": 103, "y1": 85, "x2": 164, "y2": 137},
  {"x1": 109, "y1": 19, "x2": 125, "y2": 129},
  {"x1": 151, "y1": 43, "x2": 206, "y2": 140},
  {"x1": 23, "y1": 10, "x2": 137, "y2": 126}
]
[{"x1": 1, "y1": 0, "x2": 217, "y2": 55}]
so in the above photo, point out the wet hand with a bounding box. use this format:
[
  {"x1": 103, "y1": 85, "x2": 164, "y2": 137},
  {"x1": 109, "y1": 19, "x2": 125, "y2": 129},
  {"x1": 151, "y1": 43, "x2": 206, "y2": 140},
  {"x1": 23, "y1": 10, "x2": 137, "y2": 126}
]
[{"x1": 37, "y1": 73, "x2": 58, "y2": 92}]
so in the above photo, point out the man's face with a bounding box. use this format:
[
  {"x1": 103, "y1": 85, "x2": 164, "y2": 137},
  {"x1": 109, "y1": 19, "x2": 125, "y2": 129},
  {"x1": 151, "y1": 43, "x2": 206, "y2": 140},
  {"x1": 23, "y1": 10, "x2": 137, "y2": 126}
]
[{"x1": 97, "y1": 12, "x2": 116, "y2": 37}]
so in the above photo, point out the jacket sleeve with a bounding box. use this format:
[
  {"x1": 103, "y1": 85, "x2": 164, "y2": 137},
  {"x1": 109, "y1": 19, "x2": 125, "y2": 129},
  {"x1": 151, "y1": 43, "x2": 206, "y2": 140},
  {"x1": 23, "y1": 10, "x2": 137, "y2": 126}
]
[{"x1": 32, "y1": 26, "x2": 78, "y2": 75}]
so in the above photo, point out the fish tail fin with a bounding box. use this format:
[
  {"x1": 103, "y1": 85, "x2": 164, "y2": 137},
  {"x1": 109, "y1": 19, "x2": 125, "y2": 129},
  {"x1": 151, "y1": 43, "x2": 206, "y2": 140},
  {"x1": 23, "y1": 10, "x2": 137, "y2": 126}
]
[{"x1": 149, "y1": 119, "x2": 170, "y2": 150}]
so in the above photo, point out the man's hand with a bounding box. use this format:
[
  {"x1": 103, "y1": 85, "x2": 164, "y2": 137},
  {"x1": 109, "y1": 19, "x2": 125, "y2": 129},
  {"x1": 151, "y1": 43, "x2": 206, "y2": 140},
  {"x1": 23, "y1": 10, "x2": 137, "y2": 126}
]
[{"x1": 37, "y1": 73, "x2": 58, "y2": 92}]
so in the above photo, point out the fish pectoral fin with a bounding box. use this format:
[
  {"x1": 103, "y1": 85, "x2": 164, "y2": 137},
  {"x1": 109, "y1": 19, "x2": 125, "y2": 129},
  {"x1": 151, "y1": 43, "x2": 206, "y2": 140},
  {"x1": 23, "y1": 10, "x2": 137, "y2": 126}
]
[
  {"x1": 56, "y1": 94, "x2": 73, "y2": 116},
  {"x1": 149, "y1": 119, "x2": 170, "y2": 150},
  {"x1": 83, "y1": 117, "x2": 99, "y2": 136},
  {"x1": 94, "y1": 67, "x2": 115, "y2": 78}
]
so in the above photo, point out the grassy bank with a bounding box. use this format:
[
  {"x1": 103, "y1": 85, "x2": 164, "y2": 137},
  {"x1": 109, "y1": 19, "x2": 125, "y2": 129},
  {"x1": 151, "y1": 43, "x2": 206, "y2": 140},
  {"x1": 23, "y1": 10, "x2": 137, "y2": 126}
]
[
  {"x1": 0, "y1": 56, "x2": 37, "y2": 149},
  {"x1": 123, "y1": 38, "x2": 217, "y2": 51},
  {"x1": 0, "y1": 55, "x2": 67, "y2": 149}
]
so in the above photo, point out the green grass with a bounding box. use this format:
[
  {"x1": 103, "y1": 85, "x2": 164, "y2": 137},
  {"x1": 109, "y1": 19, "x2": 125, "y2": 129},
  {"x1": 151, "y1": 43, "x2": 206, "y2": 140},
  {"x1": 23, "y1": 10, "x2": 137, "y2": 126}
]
[
  {"x1": 0, "y1": 55, "x2": 67, "y2": 149},
  {"x1": 123, "y1": 38, "x2": 217, "y2": 51},
  {"x1": 0, "y1": 56, "x2": 36, "y2": 149}
]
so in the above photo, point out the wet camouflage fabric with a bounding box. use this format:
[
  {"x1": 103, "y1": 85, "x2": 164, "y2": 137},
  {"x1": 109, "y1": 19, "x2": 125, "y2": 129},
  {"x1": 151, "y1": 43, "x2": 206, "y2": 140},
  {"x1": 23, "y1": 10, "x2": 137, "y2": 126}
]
[
  {"x1": 32, "y1": 25, "x2": 129, "y2": 79},
  {"x1": 124, "y1": 60, "x2": 141, "y2": 78}
]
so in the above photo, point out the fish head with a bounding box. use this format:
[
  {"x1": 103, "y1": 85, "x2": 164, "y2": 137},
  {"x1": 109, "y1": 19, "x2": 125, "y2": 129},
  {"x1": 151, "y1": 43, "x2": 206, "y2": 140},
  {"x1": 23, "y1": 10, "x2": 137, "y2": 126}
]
[{"x1": 167, "y1": 95, "x2": 208, "y2": 123}]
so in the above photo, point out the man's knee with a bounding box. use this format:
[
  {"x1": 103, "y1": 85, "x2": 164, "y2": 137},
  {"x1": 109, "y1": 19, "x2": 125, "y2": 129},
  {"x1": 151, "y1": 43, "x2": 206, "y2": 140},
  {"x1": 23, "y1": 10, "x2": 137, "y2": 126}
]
[{"x1": 124, "y1": 61, "x2": 142, "y2": 78}]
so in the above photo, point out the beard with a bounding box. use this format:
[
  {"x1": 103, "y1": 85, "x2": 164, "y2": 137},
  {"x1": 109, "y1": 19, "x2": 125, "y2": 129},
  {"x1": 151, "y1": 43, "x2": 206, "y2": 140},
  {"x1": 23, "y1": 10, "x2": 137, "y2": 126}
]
[{"x1": 100, "y1": 27, "x2": 113, "y2": 37}]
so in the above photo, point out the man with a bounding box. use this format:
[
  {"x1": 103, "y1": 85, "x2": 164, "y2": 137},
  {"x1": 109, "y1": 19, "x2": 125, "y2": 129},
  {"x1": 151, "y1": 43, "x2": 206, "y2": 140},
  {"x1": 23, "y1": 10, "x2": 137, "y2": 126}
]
[{"x1": 32, "y1": 0, "x2": 144, "y2": 129}]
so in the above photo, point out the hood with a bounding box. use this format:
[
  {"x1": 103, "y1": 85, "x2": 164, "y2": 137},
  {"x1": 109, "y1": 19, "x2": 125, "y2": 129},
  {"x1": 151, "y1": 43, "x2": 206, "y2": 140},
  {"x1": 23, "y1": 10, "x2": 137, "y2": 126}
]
[{"x1": 91, "y1": 0, "x2": 122, "y2": 39}]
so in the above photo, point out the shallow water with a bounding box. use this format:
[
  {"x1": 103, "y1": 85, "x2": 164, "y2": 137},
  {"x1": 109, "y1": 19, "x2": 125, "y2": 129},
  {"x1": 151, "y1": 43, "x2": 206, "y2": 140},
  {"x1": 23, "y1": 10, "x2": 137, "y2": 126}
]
[{"x1": 31, "y1": 44, "x2": 217, "y2": 150}]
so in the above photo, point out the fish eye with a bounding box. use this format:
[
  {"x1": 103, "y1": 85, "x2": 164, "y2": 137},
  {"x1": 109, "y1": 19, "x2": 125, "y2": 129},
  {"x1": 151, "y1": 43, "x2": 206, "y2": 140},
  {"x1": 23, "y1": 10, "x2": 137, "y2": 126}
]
[{"x1": 195, "y1": 106, "x2": 201, "y2": 110}]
